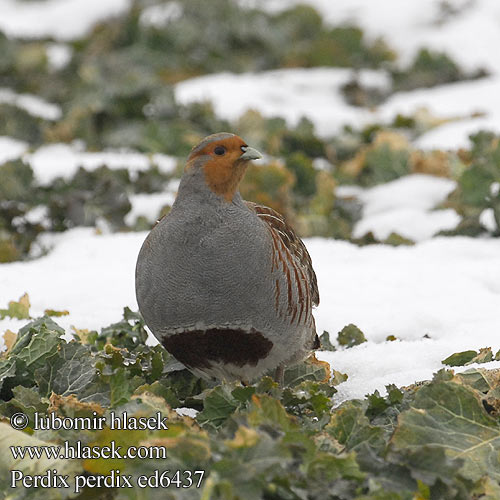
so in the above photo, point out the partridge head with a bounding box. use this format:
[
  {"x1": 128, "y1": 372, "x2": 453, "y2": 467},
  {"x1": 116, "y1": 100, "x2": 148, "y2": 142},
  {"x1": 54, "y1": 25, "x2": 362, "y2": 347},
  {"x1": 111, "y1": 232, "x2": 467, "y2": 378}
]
[{"x1": 135, "y1": 133, "x2": 319, "y2": 382}]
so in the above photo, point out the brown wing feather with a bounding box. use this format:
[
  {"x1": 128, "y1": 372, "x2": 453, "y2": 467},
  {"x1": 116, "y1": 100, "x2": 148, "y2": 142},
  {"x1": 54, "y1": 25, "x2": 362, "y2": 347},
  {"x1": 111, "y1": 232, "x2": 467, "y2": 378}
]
[{"x1": 246, "y1": 201, "x2": 319, "y2": 307}]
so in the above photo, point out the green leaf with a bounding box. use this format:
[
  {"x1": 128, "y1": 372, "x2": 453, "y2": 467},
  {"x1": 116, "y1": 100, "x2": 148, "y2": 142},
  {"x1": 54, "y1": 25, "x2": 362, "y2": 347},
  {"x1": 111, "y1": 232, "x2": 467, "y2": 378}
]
[
  {"x1": 337, "y1": 323, "x2": 367, "y2": 347},
  {"x1": 460, "y1": 164, "x2": 495, "y2": 206},
  {"x1": 386, "y1": 384, "x2": 404, "y2": 405},
  {"x1": 39, "y1": 342, "x2": 95, "y2": 395},
  {"x1": 441, "y1": 350, "x2": 477, "y2": 366},
  {"x1": 255, "y1": 376, "x2": 279, "y2": 394},
  {"x1": 150, "y1": 350, "x2": 164, "y2": 380},
  {"x1": 363, "y1": 144, "x2": 410, "y2": 185},
  {"x1": 331, "y1": 369, "x2": 349, "y2": 386},
  {"x1": 98, "y1": 307, "x2": 148, "y2": 350},
  {"x1": 247, "y1": 394, "x2": 298, "y2": 432},
  {"x1": 393, "y1": 446, "x2": 463, "y2": 487},
  {"x1": 306, "y1": 451, "x2": 364, "y2": 482},
  {"x1": 133, "y1": 380, "x2": 181, "y2": 408},
  {"x1": 390, "y1": 379, "x2": 500, "y2": 481},
  {"x1": 282, "y1": 380, "x2": 335, "y2": 419},
  {"x1": 0, "y1": 358, "x2": 17, "y2": 393},
  {"x1": 0, "y1": 318, "x2": 66, "y2": 397},
  {"x1": 9, "y1": 316, "x2": 65, "y2": 358},
  {"x1": 354, "y1": 443, "x2": 418, "y2": 496},
  {"x1": 283, "y1": 359, "x2": 329, "y2": 387},
  {"x1": 0, "y1": 293, "x2": 30, "y2": 320},
  {"x1": 456, "y1": 368, "x2": 494, "y2": 392},
  {"x1": 110, "y1": 367, "x2": 131, "y2": 407},
  {"x1": 383, "y1": 233, "x2": 414, "y2": 247},
  {"x1": 44, "y1": 308, "x2": 70, "y2": 317},
  {"x1": 366, "y1": 390, "x2": 389, "y2": 418},
  {"x1": 212, "y1": 433, "x2": 292, "y2": 500},
  {"x1": 318, "y1": 330, "x2": 335, "y2": 351},
  {"x1": 467, "y1": 347, "x2": 494, "y2": 365},
  {"x1": 327, "y1": 401, "x2": 385, "y2": 452},
  {"x1": 232, "y1": 385, "x2": 256, "y2": 404},
  {"x1": 472, "y1": 476, "x2": 500, "y2": 500},
  {"x1": 0, "y1": 385, "x2": 47, "y2": 420},
  {"x1": 197, "y1": 385, "x2": 239, "y2": 428},
  {"x1": 15, "y1": 325, "x2": 62, "y2": 374}
]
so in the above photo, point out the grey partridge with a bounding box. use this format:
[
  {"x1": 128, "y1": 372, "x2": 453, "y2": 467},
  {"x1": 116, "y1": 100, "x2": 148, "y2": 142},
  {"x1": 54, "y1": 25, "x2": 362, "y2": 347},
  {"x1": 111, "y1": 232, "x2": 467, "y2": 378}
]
[{"x1": 135, "y1": 133, "x2": 320, "y2": 382}]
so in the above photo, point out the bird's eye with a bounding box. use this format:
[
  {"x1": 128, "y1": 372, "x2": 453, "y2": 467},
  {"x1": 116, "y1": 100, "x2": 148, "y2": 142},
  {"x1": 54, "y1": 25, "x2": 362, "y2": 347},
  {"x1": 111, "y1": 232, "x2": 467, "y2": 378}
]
[{"x1": 214, "y1": 146, "x2": 226, "y2": 156}]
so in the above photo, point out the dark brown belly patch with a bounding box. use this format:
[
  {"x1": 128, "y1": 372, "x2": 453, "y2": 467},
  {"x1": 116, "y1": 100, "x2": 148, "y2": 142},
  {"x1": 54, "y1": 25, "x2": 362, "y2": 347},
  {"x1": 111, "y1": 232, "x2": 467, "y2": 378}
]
[{"x1": 161, "y1": 328, "x2": 273, "y2": 369}]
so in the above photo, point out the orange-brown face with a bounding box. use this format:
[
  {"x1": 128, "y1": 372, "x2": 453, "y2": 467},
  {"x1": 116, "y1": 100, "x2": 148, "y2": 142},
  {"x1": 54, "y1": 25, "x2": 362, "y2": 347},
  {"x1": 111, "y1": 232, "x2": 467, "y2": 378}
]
[{"x1": 188, "y1": 135, "x2": 259, "y2": 202}]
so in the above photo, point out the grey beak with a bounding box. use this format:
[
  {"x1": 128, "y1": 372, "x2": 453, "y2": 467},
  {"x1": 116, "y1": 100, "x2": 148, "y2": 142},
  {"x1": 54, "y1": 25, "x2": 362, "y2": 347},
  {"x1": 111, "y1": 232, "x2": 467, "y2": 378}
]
[{"x1": 240, "y1": 146, "x2": 262, "y2": 161}]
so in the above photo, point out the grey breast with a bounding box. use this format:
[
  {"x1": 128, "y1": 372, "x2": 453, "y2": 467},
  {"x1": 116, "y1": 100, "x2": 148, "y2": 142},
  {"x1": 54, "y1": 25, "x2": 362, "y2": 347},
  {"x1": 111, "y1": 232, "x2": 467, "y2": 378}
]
[{"x1": 135, "y1": 198, "x2": 278, "y2": 338}]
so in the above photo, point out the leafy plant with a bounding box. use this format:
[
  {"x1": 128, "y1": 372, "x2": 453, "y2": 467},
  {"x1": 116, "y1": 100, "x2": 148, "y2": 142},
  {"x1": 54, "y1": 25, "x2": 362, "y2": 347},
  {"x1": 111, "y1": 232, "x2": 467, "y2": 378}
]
[
  {"x1": 338, "y1": 324, "x2": 367, "y2": 348},
  {"x1": 1, "y1": 308, "x2": 500, "y2": 498},
  {"x1": 441, "y1": 131, "x2": 500, "y2": 236},
  {"x1": 391, "y1": 48, "x2": 487, "y2": 92}
]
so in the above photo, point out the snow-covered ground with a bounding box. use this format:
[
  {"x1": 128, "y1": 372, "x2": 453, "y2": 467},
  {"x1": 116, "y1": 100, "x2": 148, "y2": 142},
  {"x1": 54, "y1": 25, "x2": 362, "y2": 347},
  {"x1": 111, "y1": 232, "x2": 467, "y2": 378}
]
[
  {"x1": 381, "y1": 76, "x2": 500, "y2": 150},
  {"x1": 3, "y1": 0, "x2": 500, "y2": 147},
  {"x1": 0, "y1": 136, "x2": 28, "y2": 164},
  {"x1": 0, "y1": 174, "x2": 495, "y2": 404},
  {"x1": 311, "y1": 235, "x2": 500, "y2": 402},
  {"x1": 4, "y1": 0, "x2": 496, "y2": 74},
  {"x1": 178, "y1": 0, "x2": 500, "y2": 149},
  {"x1": 0, "y1": 140, "x2": 178, "y2": 185},
  {"x1": 24, "y1": 142, "x2": 177, "y2": 185},
  {"x1": 0, "y1": 0, "x2": 131, "y2": 40},
  {"x1": 1, "y1": 228, "x2": 499, "y2": 404},
  {"x1": 175, "y1": 69, "x2": 500, "y2": 149},
  {"x1": 175, "y1": 68, "x2": 390, "y2": 136},
  {"x1": 347, "y1": 174, "x2": 460, "y2": 241},
  {"x1": 259, "y1": 0, "x2": 500, "y2": 72},
  {"x1": 0, "y1": 88, "x2": 62, "y2": 120},
  {"x1": 126, "y1": 183, "x2": 179, "y2": 226}
]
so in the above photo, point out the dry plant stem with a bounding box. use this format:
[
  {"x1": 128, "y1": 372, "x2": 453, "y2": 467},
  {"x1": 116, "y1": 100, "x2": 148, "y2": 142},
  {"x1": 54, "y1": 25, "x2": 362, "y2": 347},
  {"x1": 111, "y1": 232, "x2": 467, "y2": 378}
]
[{"x1": 274, "y1": 365, "x2": 285, "y2": 386}]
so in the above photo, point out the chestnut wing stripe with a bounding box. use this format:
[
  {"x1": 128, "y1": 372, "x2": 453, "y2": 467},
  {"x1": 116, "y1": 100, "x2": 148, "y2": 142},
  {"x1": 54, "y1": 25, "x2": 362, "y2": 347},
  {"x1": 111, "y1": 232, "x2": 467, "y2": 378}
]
[
  {"x1": 301, "y1": 265, "x2": 311, "y2": 324},
  {"x1": 277, "y1": 234, "x2": 301, "y2": 323},
  {"x1": 258, "y1": 213, "x2": 285, "y2": 225},
  {"x1": 275, "y1": 278, "x2": 281, "y2": 315},
  {"x1": 296, "y1": 264, "x2": 308, "y2": 324},
  {"x1": 269, "y1": 228, "x2": 291, "y2": 317},
  {"x1": 269, "y1": 228, "x2": 295, "y2": 319},
  {"x1": 273, "y1": 229, "x2": 303, "y2": 325},
  {"x1": 246, "y1": 201, "x2": 320, "y2": 321},
  {"x1": 250, "y1": 205, "x2": 319, "y2": 307},
  {"x1": 290, "y1": 254, "x2": 304, "y2": 324}
]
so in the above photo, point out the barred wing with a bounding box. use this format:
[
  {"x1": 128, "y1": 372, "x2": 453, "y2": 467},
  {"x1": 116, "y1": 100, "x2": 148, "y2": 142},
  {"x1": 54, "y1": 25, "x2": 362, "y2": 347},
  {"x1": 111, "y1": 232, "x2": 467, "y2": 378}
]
[{"x1": 246, "y1": 201, "x2": 319, "y2": 308}]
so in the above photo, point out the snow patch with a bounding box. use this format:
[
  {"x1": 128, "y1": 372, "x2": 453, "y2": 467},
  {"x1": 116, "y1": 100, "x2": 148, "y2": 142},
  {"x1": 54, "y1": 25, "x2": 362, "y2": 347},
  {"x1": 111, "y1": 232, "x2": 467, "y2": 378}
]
[
  {"x1": 0, "y1": 88, "x2": 62, "y2": 121},
  {"x1": 263, "y1": 0, "x2": 500, "y2": 73},
  {"x1": 174, "y1": 407, "x2": 199, "y2": 418},
  {"x1": 46, "y1": 43, "x2": 73, "y2": 71},
  {"x1": 175, "y1": 68, "x2": 389, "y2": 137},
  {"x1": 125, "y1": 190, "x2": 177, "y2": 226},
  {"x1": 480, "y1": 208, "x2": 498, "y2": 233},
  {"x1": 25, "y1": 143, "x2": 177, "y2": 185},
  {"x1": 0, "y1": 0, "x2": 132, "y2": 40},
  {"x1": 380, "y1": 76, "x2": 500, "y2": 149},
  {"x1": 351, "y1": 174, "x2": 460, "y2": 240},
  {"x1": 0, "y1": 136, "x2": 28, "y2": 164}
]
